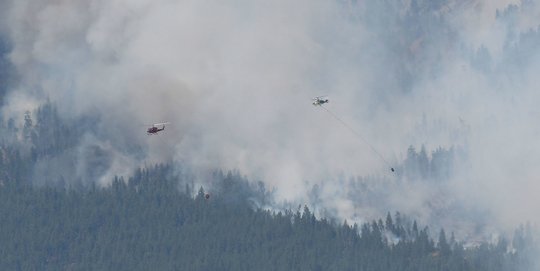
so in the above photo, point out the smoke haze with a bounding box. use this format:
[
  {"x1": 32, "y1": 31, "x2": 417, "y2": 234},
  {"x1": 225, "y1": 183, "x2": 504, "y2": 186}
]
[{"x1": 1, "y1": 0, "x2": 540, "y2": 239}]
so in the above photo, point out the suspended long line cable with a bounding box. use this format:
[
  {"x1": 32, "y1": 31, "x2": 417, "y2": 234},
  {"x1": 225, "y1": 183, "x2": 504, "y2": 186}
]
[{"x1": 318, "y1": 104, "x2": 395, "y2": 172}]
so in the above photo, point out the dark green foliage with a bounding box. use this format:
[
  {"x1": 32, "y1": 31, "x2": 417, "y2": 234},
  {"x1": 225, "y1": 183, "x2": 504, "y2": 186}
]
[
  {"x1": 359, "y1": 0, "x2": 456, "y2": 94},
  {"x1": 0, "y1": 35, "x2": 16, "y2": 105},
  {"x1": 0, "y1": 94, "x2": 533, "y2": 271},
  {"x1": 30, "y1": 101, "x2": 96, "y2": 158},
  {"x1": 0, "y1": 172, "x2": 533, "y2": 271},
  {"x1": 398, "y1": 144, "x2": 456, "y2": 182},
  {"x1": 0, "y1": 102, "x2": 534, "y2": 270}
]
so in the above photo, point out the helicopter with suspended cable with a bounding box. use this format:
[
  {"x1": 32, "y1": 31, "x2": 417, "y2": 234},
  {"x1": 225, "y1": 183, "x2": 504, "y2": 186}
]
[{"x1": 311, "y1": 97, "x2": 395, "y2": 173}]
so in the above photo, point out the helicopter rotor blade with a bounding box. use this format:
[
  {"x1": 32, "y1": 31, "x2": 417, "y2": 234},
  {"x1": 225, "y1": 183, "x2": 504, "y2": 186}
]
[{"x1": 152, "y1": 122, "x2": 170, "y2": 126}]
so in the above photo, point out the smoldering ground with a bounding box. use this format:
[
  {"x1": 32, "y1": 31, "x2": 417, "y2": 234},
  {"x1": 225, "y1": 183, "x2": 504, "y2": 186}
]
[{"x1": 1, "y1": 0, "x2": 540, "y2": 244}]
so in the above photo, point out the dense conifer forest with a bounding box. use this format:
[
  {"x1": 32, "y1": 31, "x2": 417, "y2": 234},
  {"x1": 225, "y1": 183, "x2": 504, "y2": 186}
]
[
  {"x1": 0, "y1": 166, "x2": 536, "y2": 271},
  {"x1": 0, "y1": 90, "x2": 536, "y2": 271},
  {"x1": 1, "y1": 2, "x2": 540, "y2": 270}
]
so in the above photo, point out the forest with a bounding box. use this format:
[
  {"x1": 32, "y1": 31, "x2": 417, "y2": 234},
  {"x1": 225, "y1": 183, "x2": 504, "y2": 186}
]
[
  {"x1": 0, "y1": 165, "x2": 536, "y2": 271},
  {"x1": 1, "y1": 0, "x2": 540, "y2": 270},
  {"x1": 0, "y1": 103, "x2": 536, "y2": 270}
]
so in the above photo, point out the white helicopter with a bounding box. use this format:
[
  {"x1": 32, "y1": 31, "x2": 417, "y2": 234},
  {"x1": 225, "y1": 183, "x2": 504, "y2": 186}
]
[{"x1": 312, "y1": 96, "x2": 329, "y2": 106}]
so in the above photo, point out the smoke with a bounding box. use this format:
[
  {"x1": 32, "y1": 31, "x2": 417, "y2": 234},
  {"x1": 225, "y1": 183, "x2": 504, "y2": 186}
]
[{"x1": 1, "y1": 0, "x2": 540, "y2": 242}]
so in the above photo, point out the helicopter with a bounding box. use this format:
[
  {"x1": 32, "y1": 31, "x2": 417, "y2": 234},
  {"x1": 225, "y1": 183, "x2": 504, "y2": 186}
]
[
  {"x1": 146, "y1": 122, "x2": 169, "y2": 135},
  {"x1": 312, "y1": 96, "x2": 329, "y2": 106}
]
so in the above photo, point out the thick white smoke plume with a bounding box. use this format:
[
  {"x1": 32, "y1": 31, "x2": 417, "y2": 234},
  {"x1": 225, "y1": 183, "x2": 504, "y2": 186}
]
[{"x1": 1, "y1": 0, "x2": 540, "y2": 238}]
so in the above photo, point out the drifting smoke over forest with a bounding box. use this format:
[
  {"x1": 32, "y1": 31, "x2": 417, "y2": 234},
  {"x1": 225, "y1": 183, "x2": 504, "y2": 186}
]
[{"x1": 0, "y1": 0, "x2": 539, "y2": 253}]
